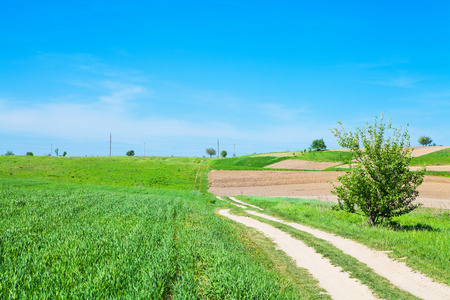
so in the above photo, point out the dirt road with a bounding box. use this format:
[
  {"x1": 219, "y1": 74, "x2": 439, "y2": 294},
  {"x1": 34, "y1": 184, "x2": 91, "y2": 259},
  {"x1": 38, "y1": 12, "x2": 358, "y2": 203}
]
[{"x1": 218, "y1": 200, "x2": 450, "y2": 299}]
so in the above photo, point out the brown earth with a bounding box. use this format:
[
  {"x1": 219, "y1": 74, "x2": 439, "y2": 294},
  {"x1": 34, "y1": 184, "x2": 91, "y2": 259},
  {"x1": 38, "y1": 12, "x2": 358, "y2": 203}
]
[{"x1": 208, "y1": 170, "x2": 450, "y2": 209}]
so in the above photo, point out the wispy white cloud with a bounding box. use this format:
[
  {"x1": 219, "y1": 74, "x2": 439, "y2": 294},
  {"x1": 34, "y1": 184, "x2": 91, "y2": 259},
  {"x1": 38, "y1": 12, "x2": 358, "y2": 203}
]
[
  {"x1": 98, "y1": 81, "x2": 149, "y2": 105},
  {"x1": 358, "y1": 77, "x2": 422, "y2": 88},
  {"x1": 257, "y1": 103, "x2": 309, "y2": 122}
]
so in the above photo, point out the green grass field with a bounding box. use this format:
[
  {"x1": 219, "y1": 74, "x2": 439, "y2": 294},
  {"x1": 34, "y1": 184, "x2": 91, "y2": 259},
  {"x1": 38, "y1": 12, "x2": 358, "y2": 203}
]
[
  {"x1": 0, "y1": 156, "x2": 209, "y2": 191},
  {"x1": 411, "y1": 148, "x2": 450, "y2": 165},
  {"x1": 1, "y1": 152, "x2": 449, "y2": 298},
  {"x1": 0, "y1": 157, "x2": 324, "y2": 299}
]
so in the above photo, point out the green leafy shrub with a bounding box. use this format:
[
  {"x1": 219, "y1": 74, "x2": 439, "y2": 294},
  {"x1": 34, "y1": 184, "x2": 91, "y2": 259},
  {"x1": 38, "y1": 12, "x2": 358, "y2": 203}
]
[{"x1": 331, "y1": 114, "x2": 425, "y2": 226}]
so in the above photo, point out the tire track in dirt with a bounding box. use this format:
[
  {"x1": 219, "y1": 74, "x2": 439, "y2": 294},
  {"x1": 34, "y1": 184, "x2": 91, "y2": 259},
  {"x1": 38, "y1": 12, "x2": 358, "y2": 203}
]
[{"x1": 218, "y1": 209, "x2": 379, "y2": 300}]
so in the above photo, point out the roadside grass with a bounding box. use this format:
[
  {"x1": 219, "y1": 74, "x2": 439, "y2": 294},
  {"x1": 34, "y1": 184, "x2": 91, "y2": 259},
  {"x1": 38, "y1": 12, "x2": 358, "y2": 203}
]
[
  {"x1": 237, "y1": 196, "x2": 450, "y2": 286},
  {"x1": 423, "y1": 171, "x2": 450, "y2": 178},
  {"x1": 0, "y1": 156, "x2": 210, "y2": 192},
  {"x1": 0, "y1": 179, "x2": 319, "y2": 299},
  {"x1": 411, "y1": 148, "x2": 450, "y2": 165}
]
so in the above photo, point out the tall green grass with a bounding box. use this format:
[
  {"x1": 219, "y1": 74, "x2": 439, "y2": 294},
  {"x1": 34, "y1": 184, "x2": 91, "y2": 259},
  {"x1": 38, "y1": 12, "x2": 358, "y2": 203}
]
[
  {"x1": 0, "y1": 179, "x2": 317, "y2": 299},
  {"x1": 238, "y1": 196, "x2": 450, "y2": 286}
]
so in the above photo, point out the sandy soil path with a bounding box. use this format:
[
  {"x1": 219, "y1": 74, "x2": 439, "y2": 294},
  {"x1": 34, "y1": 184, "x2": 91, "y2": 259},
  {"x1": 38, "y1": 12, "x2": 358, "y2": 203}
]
[
  {"x1": 242, "y1": 208, "x2": 450, "y2": 300},
  {"x1": 208, "y1": 170, "x2": 450, "y2": 209},
  {"x1": 218, "y1": 209, "x2": 379, "y2": 300}
]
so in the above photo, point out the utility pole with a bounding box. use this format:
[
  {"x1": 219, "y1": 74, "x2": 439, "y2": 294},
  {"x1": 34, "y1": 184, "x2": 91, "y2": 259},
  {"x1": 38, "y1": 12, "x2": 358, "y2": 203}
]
[
  {"x1": 217, "y1": 139, "x2": 219, "y2": 158},
  {"x1": 109, "y1": 133, "x2": 112, "y2": 157}
]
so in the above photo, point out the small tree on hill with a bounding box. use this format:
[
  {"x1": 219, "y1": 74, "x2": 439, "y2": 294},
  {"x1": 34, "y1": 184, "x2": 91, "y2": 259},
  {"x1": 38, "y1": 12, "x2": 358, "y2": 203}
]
[
  {"x1": 206, "y1": 148, "x2": 216, "y2": 157},
  {"x1": 5, "y1": 151, "x2": 14, "y2": 156},
  {"x1": 126, "y1": 150, "x2": 135, "y2": 156},
  {"x1": 221, "y1": 150, "x2": 227, "y2": 158},
  {"x1": 330, "y1": 114, "x2": 425, "y2": 226},
  {"x1": 55, "y1": 148, "x2": 59, "y2": 156},
  {"x1": 418, "y1": 136, "x2": 432, "y2": 146},
  {"x1": 310, "y1": 139, "x2": 327, "y2": 151},
  {"x1": 26, "y1": 152, "x2": 34, "y2": 156},
  {"x1": 63, "y1": 151, "x2": 67, "y2": 157}
]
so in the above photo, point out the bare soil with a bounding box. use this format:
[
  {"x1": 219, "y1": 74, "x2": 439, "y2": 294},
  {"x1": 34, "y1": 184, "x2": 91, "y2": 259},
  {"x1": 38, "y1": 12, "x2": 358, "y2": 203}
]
[
  {"x1": 409, "y1": 146, "x2": 450, "y2": 157},
  {"x1": 208, "y1": 170, "x2": 450, "y2": 209}
]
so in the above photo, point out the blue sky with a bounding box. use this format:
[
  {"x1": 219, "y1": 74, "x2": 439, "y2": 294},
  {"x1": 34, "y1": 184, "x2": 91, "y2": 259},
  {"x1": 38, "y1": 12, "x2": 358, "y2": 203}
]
[{"x1": 1, "y1": 1, "x2": 449, "y2": 156}]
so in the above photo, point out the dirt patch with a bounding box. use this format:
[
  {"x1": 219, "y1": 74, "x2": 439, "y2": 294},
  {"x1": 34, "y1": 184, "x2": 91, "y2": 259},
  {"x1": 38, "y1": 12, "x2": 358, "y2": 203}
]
[
  {"x1": 409, "y1": 146, "x2": 450, "y2": 157},
  {"x1": 410, "y1": 165, "x2": 450, "y2": 172},
  {"x1": 208, "y1": 170, "x2": 450, "y2": 209},
  {"x1": 265, "y1": 160, "x2": 341, "y2": 170}
]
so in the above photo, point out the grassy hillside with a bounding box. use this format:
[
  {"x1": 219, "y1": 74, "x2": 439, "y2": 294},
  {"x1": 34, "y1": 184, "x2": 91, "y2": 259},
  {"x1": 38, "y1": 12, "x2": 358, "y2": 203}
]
[
  {"x1": 205, "y1": 155, "x2": 288, "y2": 170},
  {"x1": 290, "y1": 151, "x2": 353, "y2": 163},
  {"x1": 0, "y1": 156, "x2": 209, "y2": 191},
  {"x1": 411, "y1": 148, "x2": 450, "y2": 165},
  {"x1": 205, "y1": 151, "x2": 352, "y2": 170}
]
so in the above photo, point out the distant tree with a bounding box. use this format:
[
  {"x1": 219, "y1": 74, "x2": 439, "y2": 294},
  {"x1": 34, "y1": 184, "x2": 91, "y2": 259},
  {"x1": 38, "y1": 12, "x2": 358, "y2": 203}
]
[
  {"x1": 310, "y1": 139, "x2": 327, "y2": 151},
  {"x1": 5, "y1": 150, "x2": 14, "y2": 156},
  {"x1": 330, "y1": 114, "x2": 425, "y2": 226},
  {"x1": 55, "y1": 148, "x2": 59, "y2": 156},
  {"x1": 126, "y1": 150, "x2": 135, "y2": 156},
  {"x1": 206, "y1": 148, "x2": 216, "y2": 157},
  {"x1": 221, "y1": 150, "x2": 227, "y2": 158},
  {"x1": 26, "y1": 152, "x2": 33, "y2": 156},
  {"x1": 63, "y1": 151, "x2": 67, "y2": 157},
  {"x1": 418, "y1": 136, "x2": 432, "y2": 146}
]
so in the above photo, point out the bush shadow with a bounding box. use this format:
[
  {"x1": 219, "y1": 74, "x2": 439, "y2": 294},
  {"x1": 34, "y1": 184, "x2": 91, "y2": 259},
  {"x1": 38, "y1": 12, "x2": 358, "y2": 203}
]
[{"x1": 387, "y1": 221, "x2": 439, "y2": 232}]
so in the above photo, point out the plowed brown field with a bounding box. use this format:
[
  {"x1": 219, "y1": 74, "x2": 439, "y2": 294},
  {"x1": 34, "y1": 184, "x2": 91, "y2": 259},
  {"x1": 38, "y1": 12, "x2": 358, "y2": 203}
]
[{"x1": 208, "y1": 170, "x2": 450, "y2": 209}]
